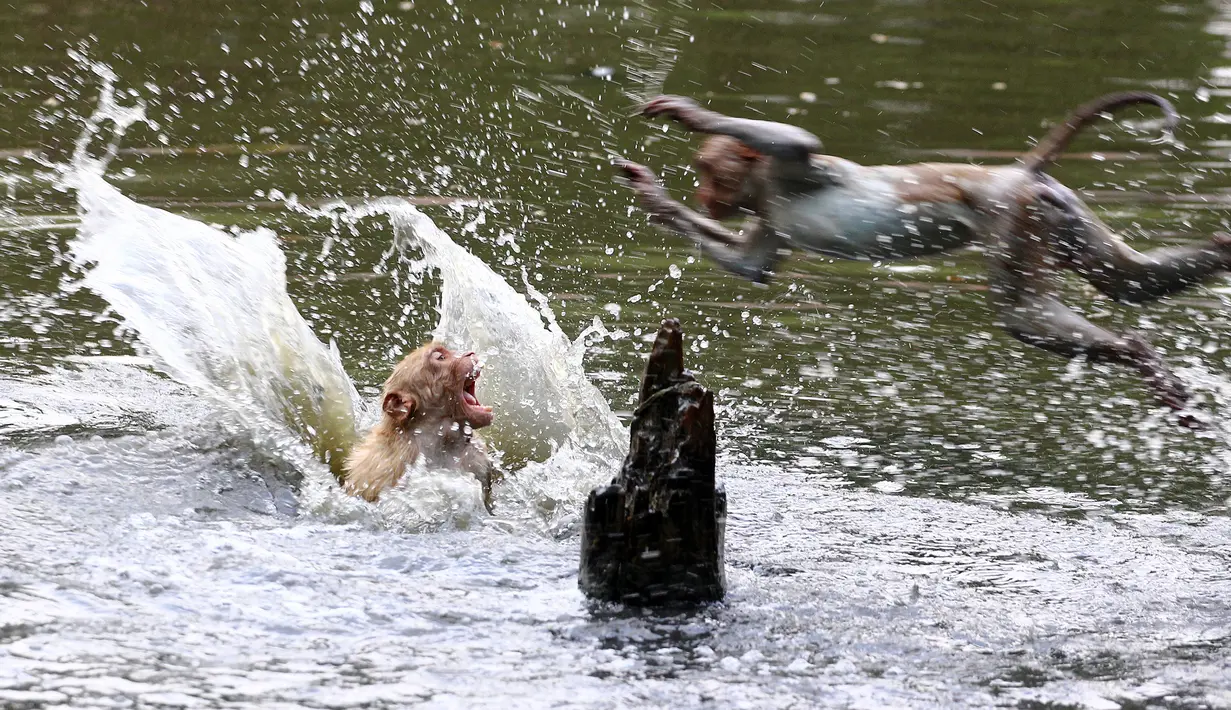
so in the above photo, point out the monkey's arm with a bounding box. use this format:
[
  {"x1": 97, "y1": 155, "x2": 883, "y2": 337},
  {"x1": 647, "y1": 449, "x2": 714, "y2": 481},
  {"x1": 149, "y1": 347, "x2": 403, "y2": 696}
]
[
  {"x1": 640, "y1": 95, "x2": 820, "y2": 164},
  {"x1": 618, "y1": 160, "x2": 789, "y2": 283},
  {"x1": 458, "y1": 441, "x2": 499, "y2": 513}
]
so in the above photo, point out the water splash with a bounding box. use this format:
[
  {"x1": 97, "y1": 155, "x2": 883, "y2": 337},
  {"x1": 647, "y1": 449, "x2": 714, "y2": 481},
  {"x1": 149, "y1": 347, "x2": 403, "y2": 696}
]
[
  {"x1": 65, "y1": 182, "x2": 364, "y2": 483},
  {"x1": 60, "y1": 66, "x2": 626, "y2": 533},
  {"x1": 621, "y1": 1, "x2": 688, "y2": 103},
  {"x1": 67, "y1": 56, "x2": 148, "y2": 174},
  {"x1": 339, "y1": 198, "x2": 626, "y2": 462}
]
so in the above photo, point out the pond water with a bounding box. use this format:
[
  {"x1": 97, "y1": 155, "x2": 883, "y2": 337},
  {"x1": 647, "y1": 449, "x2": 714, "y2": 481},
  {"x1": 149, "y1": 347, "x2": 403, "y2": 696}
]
[{"x1": 2, "y1": 0, "x2": 1231, "y2": 707}]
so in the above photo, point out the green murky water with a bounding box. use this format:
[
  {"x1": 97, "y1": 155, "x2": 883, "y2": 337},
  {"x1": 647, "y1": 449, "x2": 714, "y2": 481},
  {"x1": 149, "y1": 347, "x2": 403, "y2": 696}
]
[{"x1": 6, "y1": 0, "x2": 1231, "y2": 505}]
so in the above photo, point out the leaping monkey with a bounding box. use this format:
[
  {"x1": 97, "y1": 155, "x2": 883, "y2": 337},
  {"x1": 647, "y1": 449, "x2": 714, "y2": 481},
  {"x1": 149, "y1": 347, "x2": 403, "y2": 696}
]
[{"x1": 618, "y1": 93, "x2": 1231, "y2": 413}]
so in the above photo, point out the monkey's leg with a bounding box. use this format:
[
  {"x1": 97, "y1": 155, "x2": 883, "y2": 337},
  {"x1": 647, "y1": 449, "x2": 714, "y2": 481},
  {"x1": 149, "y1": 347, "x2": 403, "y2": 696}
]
[
  {"x1": 640, "y1": 96, "x2": 820, "y2": 164},
  {"x1": 990, "y1": 186, "x2": 1189, "y2": 411},
  {"x1": 619, "y1": 160, "x2": 789, "y2": 283},
  {"x1": 995, "y1": 292, "x2": 1188, "y2": 411},
  {"x1": 1040, "y1": 178, "x2": 1231, "y2": 303}
]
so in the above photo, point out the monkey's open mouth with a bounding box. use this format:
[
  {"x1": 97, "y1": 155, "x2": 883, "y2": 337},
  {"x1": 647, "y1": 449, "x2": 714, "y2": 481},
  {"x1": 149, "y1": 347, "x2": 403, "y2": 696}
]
[
  {"x1": 461, "y1": 369, "x2": 494, "y2": 425},
  {"x1": 462, "y1": 377, "x2": 482, "y2": 406}
]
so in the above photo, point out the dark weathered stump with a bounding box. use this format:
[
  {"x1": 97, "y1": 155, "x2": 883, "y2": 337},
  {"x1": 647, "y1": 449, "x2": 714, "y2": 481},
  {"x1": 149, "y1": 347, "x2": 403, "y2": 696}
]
[{"x1": 579, "y1": 318, "x2": 726, "y2": 605}]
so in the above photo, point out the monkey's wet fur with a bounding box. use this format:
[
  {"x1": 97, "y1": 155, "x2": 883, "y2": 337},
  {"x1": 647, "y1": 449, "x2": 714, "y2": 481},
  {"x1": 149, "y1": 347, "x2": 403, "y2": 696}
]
[
  {"x1": 343, "y1": 343, "x2": 497, "y2": 509},
  {"x1": 619, "y1": 93, "x2": 1231, "y2": 417}
]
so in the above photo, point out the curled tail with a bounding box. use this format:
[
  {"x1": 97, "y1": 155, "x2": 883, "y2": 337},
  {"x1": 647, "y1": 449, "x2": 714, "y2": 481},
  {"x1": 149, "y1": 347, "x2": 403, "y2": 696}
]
[{"x1": 1021, "y1": 91, "x2": 1178, "y2": 174}]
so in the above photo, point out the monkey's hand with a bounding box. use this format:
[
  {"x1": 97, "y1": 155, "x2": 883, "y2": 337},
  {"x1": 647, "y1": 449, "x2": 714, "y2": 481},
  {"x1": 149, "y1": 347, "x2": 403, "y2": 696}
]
[
  {"x1": 616, "y1": 159, "x2": 659, "y2": 189},
  {"x1": 639, "y1": 95, "x2": 719, "y2": 133},
  {"x1": 615, "y1": 159, "x2": 679, "y2": 224}
]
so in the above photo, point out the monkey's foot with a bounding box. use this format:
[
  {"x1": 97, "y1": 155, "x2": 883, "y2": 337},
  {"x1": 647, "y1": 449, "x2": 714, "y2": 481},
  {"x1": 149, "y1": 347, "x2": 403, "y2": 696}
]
[
  {"x1": 1211, "y1": 231, "x2": 1231, "y2": 262},
  {"x1": 1124, "y1": 334, "x2": 1191, "y2": 413}
]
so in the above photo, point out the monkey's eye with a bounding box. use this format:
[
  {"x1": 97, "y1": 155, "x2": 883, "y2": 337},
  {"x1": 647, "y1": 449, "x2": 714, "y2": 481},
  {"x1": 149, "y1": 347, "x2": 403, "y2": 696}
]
[{"x1": 434, "y1": 351, "x2": 447, "y2": 361}]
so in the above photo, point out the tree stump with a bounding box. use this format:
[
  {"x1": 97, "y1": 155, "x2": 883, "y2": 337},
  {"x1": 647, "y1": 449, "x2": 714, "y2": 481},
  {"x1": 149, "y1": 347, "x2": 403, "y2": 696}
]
[{"x1": 579, "y1": 318, "x2": 726, "y2": 605}]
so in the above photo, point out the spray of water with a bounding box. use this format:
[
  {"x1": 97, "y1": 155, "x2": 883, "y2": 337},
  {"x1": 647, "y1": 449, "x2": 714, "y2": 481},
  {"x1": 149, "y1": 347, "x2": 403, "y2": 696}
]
[
  {"x1": 338, "y1": 198, "x2": 626, "y2": 462},
  {"x1": 331, "y1": 199, "x2": 627, "y2": 533},
  {"x1": 61, "y1": 64, "x2": 626, "y2": 534}
]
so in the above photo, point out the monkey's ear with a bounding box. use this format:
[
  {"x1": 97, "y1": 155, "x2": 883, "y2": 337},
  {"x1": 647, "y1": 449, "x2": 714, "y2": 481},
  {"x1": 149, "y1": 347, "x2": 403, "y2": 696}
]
[{"x1": 382, "y1": 392, "x2": 417, "y2": 422}]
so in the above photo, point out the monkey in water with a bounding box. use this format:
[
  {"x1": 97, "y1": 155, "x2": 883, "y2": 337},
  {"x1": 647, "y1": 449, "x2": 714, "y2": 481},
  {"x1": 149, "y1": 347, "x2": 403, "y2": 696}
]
[
  {"x1": 618, "y1": 93, "x2": 1231, "y2": 413},
  {"x1": 343, "y1": 342, "x2": 497, "y2": 509}
]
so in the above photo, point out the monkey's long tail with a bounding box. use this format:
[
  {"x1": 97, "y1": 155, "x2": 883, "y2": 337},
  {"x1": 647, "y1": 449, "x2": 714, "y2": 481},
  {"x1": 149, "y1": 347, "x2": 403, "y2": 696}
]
[{"x1": 1020, "y1": 91, "x2": 1179, "y2": 175}]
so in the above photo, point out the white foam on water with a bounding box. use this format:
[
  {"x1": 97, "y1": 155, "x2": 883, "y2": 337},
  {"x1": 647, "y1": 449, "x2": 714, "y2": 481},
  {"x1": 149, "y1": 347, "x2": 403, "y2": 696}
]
[{"x1": 61, "y1": 65, "x2": 626, "y2": 535}]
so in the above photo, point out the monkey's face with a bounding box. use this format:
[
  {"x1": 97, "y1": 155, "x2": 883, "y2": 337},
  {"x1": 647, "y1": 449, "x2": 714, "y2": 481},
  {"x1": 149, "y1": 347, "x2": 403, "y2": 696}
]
[
  {"x1": 382, "y1": 343, "x2": 494, "y2": 430},
  {"x1": 694, "y1": 135, "x2": 763, "y2": 220}
]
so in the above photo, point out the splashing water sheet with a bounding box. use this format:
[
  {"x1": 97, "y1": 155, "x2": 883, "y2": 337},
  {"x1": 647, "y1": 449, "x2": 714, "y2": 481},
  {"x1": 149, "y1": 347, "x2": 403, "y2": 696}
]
[
  {"x1": 1, "y1": 52, "x2": 1230, "y2": 710},
  {"x1": 57, "y1": 66, "x2": 628, "y2": 534}
]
